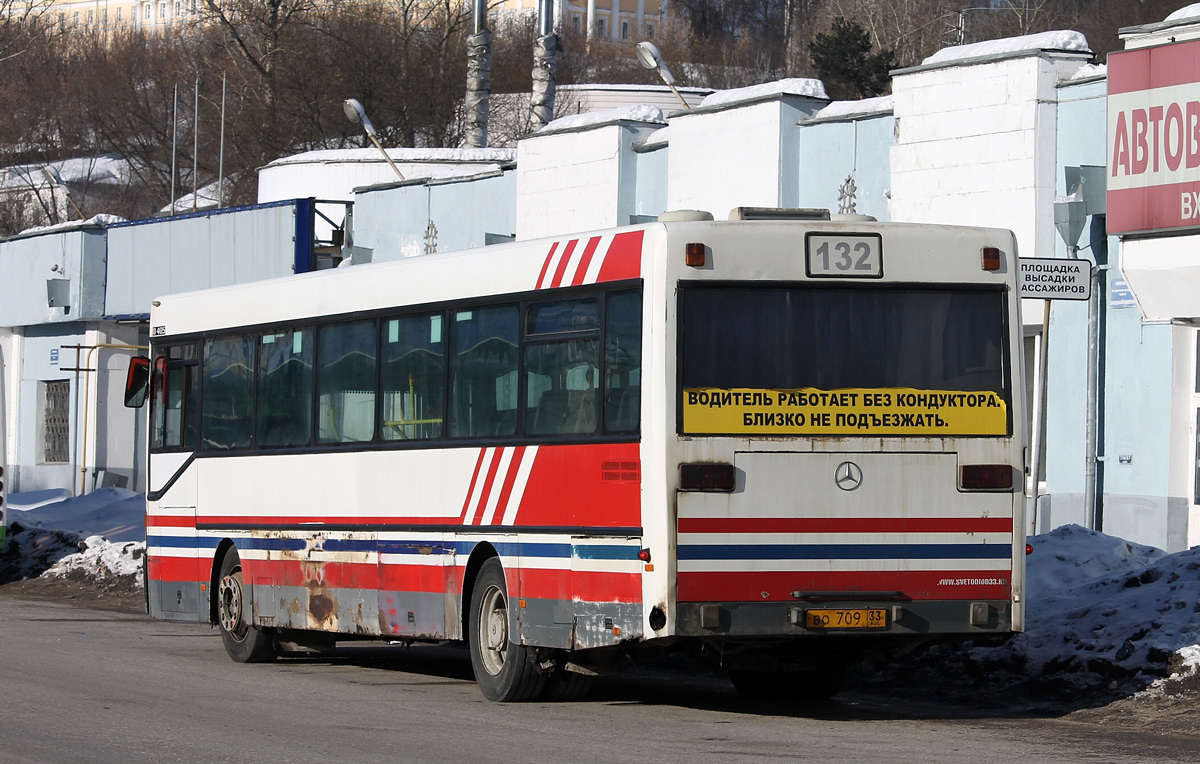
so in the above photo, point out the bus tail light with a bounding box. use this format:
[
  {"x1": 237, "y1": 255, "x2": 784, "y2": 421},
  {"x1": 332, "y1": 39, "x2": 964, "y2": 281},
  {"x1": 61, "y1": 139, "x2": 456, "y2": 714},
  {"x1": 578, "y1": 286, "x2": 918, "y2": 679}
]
[
  {"x1": 685, "y1": 242, "x2": 706, "y2": 267},
  {"x1": 680, "y1": 463, "x2": 735, "y2": 492},
  {"x1": 959, "y1": 464, "x2": 1014, "y2": 491},
  {"x1": 981, "y1": 247, "x2": 1001, "y2": 271}
]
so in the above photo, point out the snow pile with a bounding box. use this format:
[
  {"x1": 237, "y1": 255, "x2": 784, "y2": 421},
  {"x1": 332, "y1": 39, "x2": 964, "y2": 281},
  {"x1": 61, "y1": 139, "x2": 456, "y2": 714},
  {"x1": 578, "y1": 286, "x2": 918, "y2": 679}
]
[
  {"x1": 922, "y1": 30, "x2": 1091, "y2": 66},
  {"x1": 699, "y1": 79, "x2": 829, "y2": 109},
  {"x1": 2, "y1": 489, "x2": 145, "y2": 589},
  {"x1": 44, "y1": 534, "x2": 144, "y2": 582},
  {"x1": 540, "y1": 104, "x2": 666, "y2": 133},
  {"x1": 872, "y1": 525, "x2": 1200, "y2": 703}
]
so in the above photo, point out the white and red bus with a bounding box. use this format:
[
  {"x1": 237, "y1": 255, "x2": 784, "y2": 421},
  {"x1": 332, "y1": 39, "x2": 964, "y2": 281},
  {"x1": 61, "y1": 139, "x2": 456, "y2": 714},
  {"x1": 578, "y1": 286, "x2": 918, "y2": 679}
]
[{"x1": 129, "y1": 210, "x2": 1027, "y2": 701}]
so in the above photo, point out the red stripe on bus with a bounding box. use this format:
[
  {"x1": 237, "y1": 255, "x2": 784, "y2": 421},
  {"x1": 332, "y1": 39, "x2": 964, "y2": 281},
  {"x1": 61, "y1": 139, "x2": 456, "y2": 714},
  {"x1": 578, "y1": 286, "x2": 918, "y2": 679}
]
[
  {"x1": 149, "y1": 555, "x2": 206, "y2": 583},
  {"x1": 534, "y1": 241, "x2": 559, "y2": 289},
  {"x1": 677, "y1": 570, "x2": 1011, "y2": 602},
  {"x1": 597, "y1": 230, "x2": 643, "y2": 283},
  {"x1": 145, "y1": 515, "x2": 198, "y2": 528},
  {"x1": 677, "y1": 517, "x2": 1014, "y2": 535},
  {"x1": 460, "y1": 447, "x2": 490, "y2": 522},
  {"x1": 548, "y1": 239, "x2": 578, "y2": 289},
  {"x1": 516, "y1": 567, "x2": 641, "y2": 602},
  {"x1": 567, "y1": 236, "x2": 602, "y2": 286}
]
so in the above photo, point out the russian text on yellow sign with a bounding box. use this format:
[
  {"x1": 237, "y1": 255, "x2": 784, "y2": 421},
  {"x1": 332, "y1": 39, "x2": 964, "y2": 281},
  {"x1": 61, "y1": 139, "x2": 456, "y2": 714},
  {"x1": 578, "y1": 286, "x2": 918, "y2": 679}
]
[{"x1": 682, "y1": 388, "x2": 1008, "y2": 436}]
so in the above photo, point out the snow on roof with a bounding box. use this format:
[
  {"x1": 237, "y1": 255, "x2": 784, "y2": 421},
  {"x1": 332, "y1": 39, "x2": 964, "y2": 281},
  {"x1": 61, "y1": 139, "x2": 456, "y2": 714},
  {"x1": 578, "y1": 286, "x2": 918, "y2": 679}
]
[
  {"x1": 1063, "y1": 62, "x2": 1107, "y2": 83},
  {"x1": 1166, "y1": 3, "x2": 1200, "y2": 22},
  {"x1": 15, "y1": 213, "x2": 127, "y2": 238},
  {"x1": 539, "y1": 104, "x2": 666, "y2": 133},
  {"x1": 265, "y1": 147, "x2": 516, "y2": 167},
  {"x1": 807, "y1": 95, "x2": 894, "y2": 122},
  {"x1": 922, "y1": 30, "x2": 1091, "y2": 67},
  {"x1": 699, "y1": 78, "x2": 829, "y2": 109},
  {"x1": 0, "y1": 154, "x2": 132, "y2": 191},
  {"x1": 637, "y1": 125, "x2": 670, "y2": 149}
]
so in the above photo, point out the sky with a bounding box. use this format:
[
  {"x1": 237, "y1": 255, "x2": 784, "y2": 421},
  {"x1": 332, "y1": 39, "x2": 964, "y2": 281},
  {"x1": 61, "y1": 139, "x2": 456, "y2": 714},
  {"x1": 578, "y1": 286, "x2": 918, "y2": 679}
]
[{"x1": 4, "y1": 489, "x2": 1200, "y2": 697}]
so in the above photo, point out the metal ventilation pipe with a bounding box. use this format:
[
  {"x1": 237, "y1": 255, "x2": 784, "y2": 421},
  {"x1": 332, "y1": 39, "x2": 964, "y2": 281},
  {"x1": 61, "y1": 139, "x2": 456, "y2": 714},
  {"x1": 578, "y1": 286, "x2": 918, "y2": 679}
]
[
  {"x1": 463, "y1": 0, "x2": 491, "y2": 148},
  {"x1": 531, "y1": 0, "x2": 558, "y2": 129}
]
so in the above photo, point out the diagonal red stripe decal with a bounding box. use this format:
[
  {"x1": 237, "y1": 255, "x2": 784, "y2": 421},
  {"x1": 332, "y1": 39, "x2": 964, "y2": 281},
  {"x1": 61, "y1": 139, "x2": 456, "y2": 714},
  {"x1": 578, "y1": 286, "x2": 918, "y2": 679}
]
[
  {"x1": 535, "y1": 241, "x2": 559, "y2": 290},
  {"x1": 596, "y1": 230, "x2": 643, "y2": 282},
  {"x1": 570, "y1": 237, "x2": 602, "y2": 286},
  {"x1": 549, "y1": 239, "x2": 578, "y2": 288},
  {"x1": 460, "y1": 448, "x2": 490, "y2": 522},
  {"x1": 491, "y1": 446, "x2": 526, "y2": 525},
  {"x1": 471, "y1": 449, "x2": 506, "y2": 525}
]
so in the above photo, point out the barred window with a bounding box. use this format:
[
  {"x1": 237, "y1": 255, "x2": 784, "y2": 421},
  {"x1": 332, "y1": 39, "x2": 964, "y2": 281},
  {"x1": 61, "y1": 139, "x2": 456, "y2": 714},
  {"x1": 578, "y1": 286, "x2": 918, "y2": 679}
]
[{"x1": 40, "y1": 380, "x2": 69, "y2": 463}]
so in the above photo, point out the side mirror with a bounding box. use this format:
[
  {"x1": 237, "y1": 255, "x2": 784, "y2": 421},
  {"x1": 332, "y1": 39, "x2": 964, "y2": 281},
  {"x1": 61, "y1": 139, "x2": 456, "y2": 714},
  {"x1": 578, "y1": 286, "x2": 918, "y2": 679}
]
[{"x1": 124, "y1": 356, "x2": 151, "y2": 408}]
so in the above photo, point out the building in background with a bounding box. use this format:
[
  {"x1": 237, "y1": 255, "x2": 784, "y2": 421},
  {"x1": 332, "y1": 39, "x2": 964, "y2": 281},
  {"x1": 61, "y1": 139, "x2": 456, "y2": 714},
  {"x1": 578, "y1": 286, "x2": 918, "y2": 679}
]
[{"x1": 8, "y1": 10, "x2": 1200, "y2": 556}]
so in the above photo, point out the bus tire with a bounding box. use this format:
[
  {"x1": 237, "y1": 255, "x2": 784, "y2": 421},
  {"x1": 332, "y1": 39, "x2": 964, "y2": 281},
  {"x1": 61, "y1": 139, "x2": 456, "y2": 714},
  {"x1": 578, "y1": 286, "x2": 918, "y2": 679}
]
[
  {"x1": 217, "y1": 548, "x2": 278, "y2": 664},
  {"x1": 468, "y1": 558, "x2": 545, "y2": 702},
  {"x1": 541, "y1": 668, "x2": 594, "y2": 701}
]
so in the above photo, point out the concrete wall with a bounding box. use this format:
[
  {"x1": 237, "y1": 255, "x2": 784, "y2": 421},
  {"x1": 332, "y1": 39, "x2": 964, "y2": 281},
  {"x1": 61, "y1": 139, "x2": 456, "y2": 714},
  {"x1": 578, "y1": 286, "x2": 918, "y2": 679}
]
[
  {"x1": 0, "y1": 227, "x2": 106, "y2": 326},
  {"x1": 667, "y1": 96, "x2": 826, "y2": 218},
  {"x1": 353, "y1": 171, "x2": 517, "y2": 261},
  {"x1": 891, "y1": 52, "x2": 1093, "y2": 270},
  {"x1": 633, "y1": 143, "x2": 668, "y2": 220},
  {"x1": 798, "y1": 112, "x2": 894, "y2": 220},
  {"x1": 516, "y1": 120, "x2": 661, "y2": 239}
]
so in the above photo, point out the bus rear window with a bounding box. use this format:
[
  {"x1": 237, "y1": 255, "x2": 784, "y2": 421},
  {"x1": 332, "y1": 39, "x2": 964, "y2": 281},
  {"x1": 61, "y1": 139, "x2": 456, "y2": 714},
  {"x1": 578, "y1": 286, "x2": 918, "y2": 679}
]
[{"x1": 680, "y1": 285, "x2": 1010, "y2": 436}]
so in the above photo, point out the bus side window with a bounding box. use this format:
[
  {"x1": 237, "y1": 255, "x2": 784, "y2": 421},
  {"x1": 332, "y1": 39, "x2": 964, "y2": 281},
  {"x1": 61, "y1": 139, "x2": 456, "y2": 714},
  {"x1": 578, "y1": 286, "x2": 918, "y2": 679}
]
[
  {"x1": 151, "y1": 345, "x2": 198, "y2": 450},
  {"x1": 604, "y1": 290, "x2": 642, "y2": 434},
  {"x1": 450, "y1": 306, "x2": 519, "y2": 438},
  {"x1": 317, "y1": 320, "x2": 377, "y2": 444},
  {"x1": 201, "y1": 335, "x2": 255, "y2": 450},
  {"x1": 382, "y1": 313, "x2": 445, "y2": 441},
  {"x1": 257, "y1": 328, "x2": 314, "y2": 448}
]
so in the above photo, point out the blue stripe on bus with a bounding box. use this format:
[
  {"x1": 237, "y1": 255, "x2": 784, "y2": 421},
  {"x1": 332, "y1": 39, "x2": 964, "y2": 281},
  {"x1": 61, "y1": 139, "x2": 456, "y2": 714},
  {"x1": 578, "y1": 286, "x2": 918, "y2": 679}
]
[
  {"x1": 676, "y1": 543, "x2": 1012, "y2": 561},
  {"x1": 148, "y1": 535, "x2": 637, "y2": 561}
]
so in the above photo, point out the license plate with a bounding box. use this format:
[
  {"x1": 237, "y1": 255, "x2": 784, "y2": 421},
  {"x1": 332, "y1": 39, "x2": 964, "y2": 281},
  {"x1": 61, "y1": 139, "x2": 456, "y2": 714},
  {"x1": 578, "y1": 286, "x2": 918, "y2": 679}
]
[{"x1": 805, "y1": 608, "x2": 887, "y2": 630}]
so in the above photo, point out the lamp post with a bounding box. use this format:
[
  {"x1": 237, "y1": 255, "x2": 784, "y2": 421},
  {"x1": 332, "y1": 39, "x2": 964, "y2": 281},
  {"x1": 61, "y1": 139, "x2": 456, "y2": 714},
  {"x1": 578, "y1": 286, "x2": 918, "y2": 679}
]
[
  {"x1": 342, "y1": 98, "x2": 405, "y2": 181},
  {"x1": 635, "y1": 41, "x2": 690, "y2": 111}
]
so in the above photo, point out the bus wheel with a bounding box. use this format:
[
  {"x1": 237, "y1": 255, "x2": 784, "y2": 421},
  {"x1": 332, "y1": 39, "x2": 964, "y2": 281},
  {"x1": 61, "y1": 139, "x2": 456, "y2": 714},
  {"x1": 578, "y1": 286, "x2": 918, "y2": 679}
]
[
  {"x1": 729, "y1": 661, "x2": 848, "y2": 703},
  {"x1": 217, "y1": 548, "x2": 278, "y2": 663},
  {"x1": 468, "y1": 558, "x2": 545, "y2": 702}
]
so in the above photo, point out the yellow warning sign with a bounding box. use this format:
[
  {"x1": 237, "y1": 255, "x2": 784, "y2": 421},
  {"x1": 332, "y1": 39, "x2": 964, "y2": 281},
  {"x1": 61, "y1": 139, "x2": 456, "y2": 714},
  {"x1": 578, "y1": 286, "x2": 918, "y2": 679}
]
[{"x1": 682, "y1": 388, "x2": 1008, "y2": 436}]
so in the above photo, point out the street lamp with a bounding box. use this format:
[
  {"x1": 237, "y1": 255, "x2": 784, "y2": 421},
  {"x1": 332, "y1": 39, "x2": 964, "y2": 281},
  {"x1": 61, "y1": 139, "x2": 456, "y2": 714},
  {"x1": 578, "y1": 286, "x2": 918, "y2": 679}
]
[
  {"x1": 635, "y1": 41, "x2": 690, "y2": 110},
  {"x1": 342, "y1": 98, "x2": 405, "y2": 181}
]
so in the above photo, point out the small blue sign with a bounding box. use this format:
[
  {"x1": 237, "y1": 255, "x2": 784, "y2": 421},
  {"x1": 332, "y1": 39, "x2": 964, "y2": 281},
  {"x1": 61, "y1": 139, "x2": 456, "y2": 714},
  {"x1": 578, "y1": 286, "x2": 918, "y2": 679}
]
[
  {"x1": 50, "y1": 348, "x2": 59, "y2": 366},
  {"x1": 1110, "y1": 277, "x2": 1138, "y2": 309}
]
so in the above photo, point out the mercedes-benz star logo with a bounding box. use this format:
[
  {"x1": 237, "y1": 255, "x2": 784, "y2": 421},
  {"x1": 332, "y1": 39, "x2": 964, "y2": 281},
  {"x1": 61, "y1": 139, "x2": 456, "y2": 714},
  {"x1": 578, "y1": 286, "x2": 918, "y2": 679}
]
[{"x1": 834, "y1": 461, "x2": 863, "y2": 491}]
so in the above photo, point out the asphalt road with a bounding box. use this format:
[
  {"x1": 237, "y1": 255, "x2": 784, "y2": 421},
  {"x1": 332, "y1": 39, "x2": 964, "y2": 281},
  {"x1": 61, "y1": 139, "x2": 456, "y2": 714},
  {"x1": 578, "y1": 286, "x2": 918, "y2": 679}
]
[{"x1": 0, "y1": 596, "x2": 1197, "y2": 764}]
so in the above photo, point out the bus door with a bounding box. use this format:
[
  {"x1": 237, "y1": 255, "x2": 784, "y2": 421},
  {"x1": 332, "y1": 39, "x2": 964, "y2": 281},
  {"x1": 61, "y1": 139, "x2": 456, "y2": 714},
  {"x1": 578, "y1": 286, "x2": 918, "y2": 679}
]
[{"x1": 147, "y1": 342, "x2": 202, "y2": 617}]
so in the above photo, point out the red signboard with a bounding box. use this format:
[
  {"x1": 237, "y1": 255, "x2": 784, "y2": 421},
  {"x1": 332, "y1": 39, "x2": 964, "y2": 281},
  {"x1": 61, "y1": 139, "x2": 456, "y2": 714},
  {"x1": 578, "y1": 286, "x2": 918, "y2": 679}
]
[{"x1": 1108, "y1": 39, "x2": 1200, "y2": 234}]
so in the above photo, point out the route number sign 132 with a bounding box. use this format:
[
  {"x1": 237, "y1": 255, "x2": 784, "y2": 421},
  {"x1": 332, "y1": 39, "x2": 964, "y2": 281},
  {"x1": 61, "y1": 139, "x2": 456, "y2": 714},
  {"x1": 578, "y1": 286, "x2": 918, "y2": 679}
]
[{"x1": 805, "y1": 233, "x2": 883, "y2": 278}]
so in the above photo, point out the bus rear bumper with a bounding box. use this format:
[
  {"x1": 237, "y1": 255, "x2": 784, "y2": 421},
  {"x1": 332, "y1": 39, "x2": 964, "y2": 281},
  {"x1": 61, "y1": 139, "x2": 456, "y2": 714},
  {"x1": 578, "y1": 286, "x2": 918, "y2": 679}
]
[{"x1": 676, "y1": 599, "x2": 1016, "y2": 639}]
